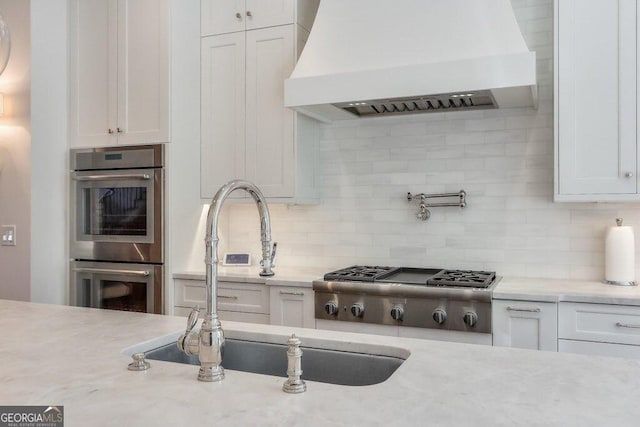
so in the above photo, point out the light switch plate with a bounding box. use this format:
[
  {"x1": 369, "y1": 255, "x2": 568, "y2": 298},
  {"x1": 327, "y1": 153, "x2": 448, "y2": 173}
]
[{"x1": 1, "y1": 225, "x2": 16, "y2": 246}]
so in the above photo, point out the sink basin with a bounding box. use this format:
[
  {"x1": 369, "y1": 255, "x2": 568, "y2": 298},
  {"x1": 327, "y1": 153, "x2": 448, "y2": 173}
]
[{"x1": 143, "y1": 337, "x2": 405, "y2": 386}]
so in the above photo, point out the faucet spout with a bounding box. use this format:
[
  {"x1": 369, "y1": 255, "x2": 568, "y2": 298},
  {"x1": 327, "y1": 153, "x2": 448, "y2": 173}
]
[{"x1": 181, "y1": 179, "x2": 276, "y2": 382}]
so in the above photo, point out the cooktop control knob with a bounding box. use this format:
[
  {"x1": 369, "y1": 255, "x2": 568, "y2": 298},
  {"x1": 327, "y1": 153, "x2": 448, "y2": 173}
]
[
  {"x1": 390, "y1": 305, "x2": 404, "y2": 321},
  {"x1": 432, "y1": 308, "x2": 447, "y2": 325},
  {"x1": 350, "y1": 303, "x2": 365, "y2": 318},
  {"x1": 324, "y1": 301, "x2": 339, "y2": 316},
  {"x1": 463, "y1": 311, "x2": 478, "y2": 327}
]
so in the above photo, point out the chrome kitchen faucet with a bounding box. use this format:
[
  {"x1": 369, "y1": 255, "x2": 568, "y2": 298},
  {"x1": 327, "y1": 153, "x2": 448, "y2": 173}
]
[{"x1": 177, "y1": 179, "x2": 276, "y2": 382}]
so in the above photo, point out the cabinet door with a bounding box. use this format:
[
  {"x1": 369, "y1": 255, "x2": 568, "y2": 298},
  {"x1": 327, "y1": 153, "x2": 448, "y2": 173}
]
[
  {"x1": 68, "y1": 0, "x2": 117, "y2": 148},
  {"x1": 116, "y1": 0, "x2": 170, "y2": 145},
  {"x1": 492, "y1": 300, "x2": 558, "y2": 351},
  {"x1": 556, "y1": 0, "x2": 637, "y2": 197},
  {"x1": 269, "y1": 287, "x2": 314, "y2": 328},
  {"x1": 201, "y1": 33, "x2": 247, "y2": 198},
  {"x1": 245, "y1": 0, "x2": 295, "y2": 31},
  {"x1": 245, "y1": 25, "x2": 295, "y2": 197},
  {"x1": 201, "y1": 0, "x2": 246, "y2": 36}
]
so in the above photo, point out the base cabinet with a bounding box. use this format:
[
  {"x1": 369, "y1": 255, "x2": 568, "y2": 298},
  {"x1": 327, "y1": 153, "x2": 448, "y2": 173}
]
[
  {"x1": 174, "y1": 278, "x2": 269, "y2": 325},
  {"x1": 558, "y1": 302, "x2": 640, "y2": 359},
  {"x1": 492, "y1": 300, "x2": 558, "y2": 351},
  {"x1": 269, "y1": 286, "x2": 314, "y2": 328}
]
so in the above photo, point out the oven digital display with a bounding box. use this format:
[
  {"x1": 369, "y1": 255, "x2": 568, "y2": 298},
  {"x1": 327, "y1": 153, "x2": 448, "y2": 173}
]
[{"x1": 105, "y1": 153, "x2": 123, "y2": 161}]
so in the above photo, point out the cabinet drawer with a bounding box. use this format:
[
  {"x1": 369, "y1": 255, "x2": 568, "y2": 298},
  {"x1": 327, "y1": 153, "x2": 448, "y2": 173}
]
[
  {"x1": 559, "y1": 339, "x2": 640, "y2": 360},
  {"x1": 559, "y1": 302, "x2": 640, "y2": 346},
  {"x1": 174, "y1": 279, "x2": 269, "y2": 314}
]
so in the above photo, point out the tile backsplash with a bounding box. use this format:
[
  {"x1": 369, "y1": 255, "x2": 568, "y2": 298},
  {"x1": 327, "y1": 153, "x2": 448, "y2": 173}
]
[{"x1": 225, "y1": 0, "x2": 640, "y2": 280}]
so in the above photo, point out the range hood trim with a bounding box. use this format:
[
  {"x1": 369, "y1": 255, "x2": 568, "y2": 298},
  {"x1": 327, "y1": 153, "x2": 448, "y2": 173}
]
[{"x1": 285, "y1": 52, "x2": 537, "y2": 123}]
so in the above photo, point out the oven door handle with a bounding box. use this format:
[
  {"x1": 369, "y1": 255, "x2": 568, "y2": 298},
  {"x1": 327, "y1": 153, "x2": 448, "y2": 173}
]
[
  {"x1": 73, "y1": 267, "x2": 151, "y2": 277},
  {"x1": 73, "y1": 173, "x2": 151, "y2": 181}
]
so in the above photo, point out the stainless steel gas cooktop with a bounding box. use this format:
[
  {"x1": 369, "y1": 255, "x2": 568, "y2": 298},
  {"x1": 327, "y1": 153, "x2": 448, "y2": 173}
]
[{"x1": 314, "y1": 265, "x2": 499, "y2": 334}]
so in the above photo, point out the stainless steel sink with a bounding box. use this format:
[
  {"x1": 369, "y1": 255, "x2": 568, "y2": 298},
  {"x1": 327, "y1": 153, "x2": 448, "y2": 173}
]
[{"x1": 144, "y1": 338, "x2": 405, "y2": 386}]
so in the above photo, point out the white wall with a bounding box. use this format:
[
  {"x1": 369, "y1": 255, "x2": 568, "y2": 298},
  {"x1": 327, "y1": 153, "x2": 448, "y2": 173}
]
[
  {"x1": 30, "y1": 0, "x2": 68, "y2": 304},
  {"x1": 0, "y1": 0, "x2": 30, "y2": 301},
  {"x1": 223, "y1": 0, "x2": 640, "y2": 281}
]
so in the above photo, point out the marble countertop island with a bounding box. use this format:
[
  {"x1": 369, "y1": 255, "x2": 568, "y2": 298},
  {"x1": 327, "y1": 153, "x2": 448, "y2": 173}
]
[{"x1": 2, "y1": 299, "x2": 640, "y2": 426}]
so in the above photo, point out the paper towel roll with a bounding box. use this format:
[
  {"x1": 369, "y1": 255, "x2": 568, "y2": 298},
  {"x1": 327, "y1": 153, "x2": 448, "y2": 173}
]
[{"x1": 605, "y1": 218, "x2": 636, "y2": 285}]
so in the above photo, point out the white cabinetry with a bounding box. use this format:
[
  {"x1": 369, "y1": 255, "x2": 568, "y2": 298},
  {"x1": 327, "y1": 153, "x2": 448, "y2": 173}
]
[
  {"x1": 558, "y1": 302, "x2": 640, "y2": 359},
  {"x1": 492, "y1": 300, "x2": 558, "y2": 351},
  {"x1": 68, "y1": 0, "x2": 169, "y2": 148},
  {"x1": 200, "y1": 0, "x2": 319, "y2": 201},
  {"x1": 174, "y1": 278, "x2": 269, "y2": 324},
  {"x1": 269, "y1": 286, "x2": 314, "y2": 328},
  {"x1": 555, "y1": 0, "x2": 639, "y2": 201},
  {"x1": 202, "y1": 0, "x2": 298, "y2": 36}
]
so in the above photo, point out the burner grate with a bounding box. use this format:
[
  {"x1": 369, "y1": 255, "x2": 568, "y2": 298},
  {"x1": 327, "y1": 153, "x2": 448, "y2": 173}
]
[
  {"x1": 324, "y1": 265, "x2": 396, "y2": 282},
  {"x1": 427, "y1": 270, "x2": 496, "y2": 288}
]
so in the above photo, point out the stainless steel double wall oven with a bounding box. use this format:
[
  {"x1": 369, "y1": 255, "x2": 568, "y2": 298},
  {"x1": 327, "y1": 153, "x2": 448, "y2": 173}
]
[{"x1": 70, "y1": 144, "x2": 164, "y2": 314}]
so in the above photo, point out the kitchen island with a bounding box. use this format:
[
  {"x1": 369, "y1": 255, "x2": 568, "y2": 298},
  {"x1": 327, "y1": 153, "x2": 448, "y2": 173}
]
[{"x1": 2, "y1": 299, "x2": 640, "y2": 426}]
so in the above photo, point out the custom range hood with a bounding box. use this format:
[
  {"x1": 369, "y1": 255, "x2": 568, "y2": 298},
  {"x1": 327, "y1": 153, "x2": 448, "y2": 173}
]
[{"x1": 284, "y1": 0, "x2": 537, "y2": 122}]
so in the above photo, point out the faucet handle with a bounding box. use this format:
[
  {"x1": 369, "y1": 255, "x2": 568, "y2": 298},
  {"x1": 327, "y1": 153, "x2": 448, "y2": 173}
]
[
  {"x1": 178, "y1": 305, "x2": 200, "y2": 355},
  {"x1": 185, "y1": 305, "x2": 200, "y2": 333}
]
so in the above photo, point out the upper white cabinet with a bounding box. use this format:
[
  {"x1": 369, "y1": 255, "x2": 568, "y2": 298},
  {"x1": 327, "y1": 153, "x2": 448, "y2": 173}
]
[
  {"x1": 555, "y1": 0, "x2": 638, "y2": 201},
  {"x1": 202, "y1": 0, "x2": 297, "y2": 36},
  {"x1": 200, "y1": 0, "x2": 320, "y2": 202},
  {"x1": 68, "y1": 0, "x2": 170, "y2": 148},
  {"x1": 492, "y1": 299, "x2": 558, "y2": 351}
]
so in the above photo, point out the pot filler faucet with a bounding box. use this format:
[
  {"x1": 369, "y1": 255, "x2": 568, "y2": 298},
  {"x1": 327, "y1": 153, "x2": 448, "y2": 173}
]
[{"x1": 177, "y1": 179, "x2": 276, "y2": 382}]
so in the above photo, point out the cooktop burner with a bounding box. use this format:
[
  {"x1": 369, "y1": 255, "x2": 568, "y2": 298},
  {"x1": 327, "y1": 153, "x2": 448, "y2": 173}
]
[
  {"x1": 323, "y1": 266, "x2": 395, "y2": 282},
  {"x1": 427, "y1": 270, "x2": 496, "y2": 288},
  {"x1": 323, "y1": 265, "x2": 496, "y2": 289}
]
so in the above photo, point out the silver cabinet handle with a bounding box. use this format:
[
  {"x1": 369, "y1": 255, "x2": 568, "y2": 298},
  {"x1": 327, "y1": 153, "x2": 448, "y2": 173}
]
[
  {"x1": 280, "y1": 290, "x2": 305, "y2": 296},
  {"x1": 73, "y1": 173, "x2": 151, "y2": 181},
  {"x1": 615, "y1": 322, "x2": 640, "y2": 329},
  {"x1": 73, "y1": 267, "x2": 150, "y2": 277},
  {"x1": 506, "y1": 306, "x2": 541, "y2": 313},
  {"x1": 625, "y1": 172, "x2": 634, "y2": 178},
  {"x1": 219, "y1": 295, "x2": 238, "y2": 300}
]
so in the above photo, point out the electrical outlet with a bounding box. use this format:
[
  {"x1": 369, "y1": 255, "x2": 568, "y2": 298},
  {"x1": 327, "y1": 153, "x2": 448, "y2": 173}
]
[{"x1": 1, "y1": 225, "x2": 16, "y2": 246}]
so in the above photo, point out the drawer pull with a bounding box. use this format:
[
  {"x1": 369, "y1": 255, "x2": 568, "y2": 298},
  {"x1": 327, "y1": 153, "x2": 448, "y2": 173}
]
[
  {"x1": 615, "y1": 322, "x2": 640, "y2": 329},
  {"x1": 219, "y1": 295, "x2": 238, "y2": 300},
  {"x1": 506, "y1": 306, "x2": 541, "y2": 313},
  {"x1": 279, "y1": 291, "x2": 305, "y2": 296}
]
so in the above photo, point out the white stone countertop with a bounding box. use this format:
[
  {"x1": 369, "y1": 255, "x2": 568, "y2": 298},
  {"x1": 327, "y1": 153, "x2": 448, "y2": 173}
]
[
  {"x1": 176, "y1": 267, "x2": 640, "y2": 305},
  {"x1": 494, "y1": 276, "x2": 640, "y2": 305},
  {"x1": 3, "y1": 299, "x2": 640, "y2": 426},
  {"x1": 173, "y1": 266, "x2": 326, "y2": 288}
]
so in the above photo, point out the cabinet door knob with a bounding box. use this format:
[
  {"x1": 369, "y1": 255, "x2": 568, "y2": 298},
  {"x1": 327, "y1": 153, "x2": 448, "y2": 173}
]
[
  {"x1": 117, "y1": 128, "x2": 123, "y2": 133},
  {"x1": 246, "y1": 10, "x2": 252, "y2": 17},
  {"x1": 625, "y1": 172, "x2": 634, "y2": 178},
  {"x1": 235, "y1": 12, "x2": 242, "y2": 20},
  {"x1": 108, "y1": 128, "x2": 114, "y2": 134}
]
